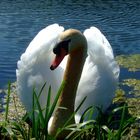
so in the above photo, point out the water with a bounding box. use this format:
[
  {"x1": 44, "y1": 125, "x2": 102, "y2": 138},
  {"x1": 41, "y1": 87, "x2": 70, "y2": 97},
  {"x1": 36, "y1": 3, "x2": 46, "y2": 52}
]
[{"x1": 0, "y1": 0, "x2": 140, "y2": 88}]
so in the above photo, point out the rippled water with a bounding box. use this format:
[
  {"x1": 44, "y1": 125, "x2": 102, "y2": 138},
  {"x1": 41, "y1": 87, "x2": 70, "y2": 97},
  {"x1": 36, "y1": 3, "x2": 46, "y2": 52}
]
[{"x1": 0, "y1": 0, "x2": 140, "y2": 88}]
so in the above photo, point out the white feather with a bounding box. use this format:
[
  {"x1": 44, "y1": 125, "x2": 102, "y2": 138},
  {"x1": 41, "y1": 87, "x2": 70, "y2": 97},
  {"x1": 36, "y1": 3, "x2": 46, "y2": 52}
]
[
  {"x1": 16, "y1": 24, "x2": 64, "y2": 112},
  {"x1": 75, "y1": 27, "x2": 119, "y2": 122},
  {"x1": 16, "y1": 24, "x2": 119, "y2": 127}
]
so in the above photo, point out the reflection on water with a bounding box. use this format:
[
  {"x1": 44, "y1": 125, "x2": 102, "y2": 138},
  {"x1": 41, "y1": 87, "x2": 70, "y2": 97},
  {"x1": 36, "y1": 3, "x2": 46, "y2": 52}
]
[{"x1": 0, "y1": 0, "x2": 140, "y2": 88}]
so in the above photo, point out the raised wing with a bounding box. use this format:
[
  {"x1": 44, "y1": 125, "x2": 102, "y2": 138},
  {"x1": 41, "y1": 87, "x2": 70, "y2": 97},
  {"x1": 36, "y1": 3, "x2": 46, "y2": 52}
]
[
  {"x1": 75, "y1": 27, "x2": 120, "y2": 123},
  {"x1": 83, "y1": 26, "x2": 119, "y2": 80},
  {"x1": 16, "y1": 24, "x2": 64, "y2": 112}
]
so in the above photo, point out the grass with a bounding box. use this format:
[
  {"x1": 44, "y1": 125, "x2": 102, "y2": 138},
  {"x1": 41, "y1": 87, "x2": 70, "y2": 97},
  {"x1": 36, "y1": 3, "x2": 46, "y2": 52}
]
[
  {"x1": 0, "y1": 54, "x2": 139, "y2": 139},
  {"x1": 0, "y1": 81, "x2": 137, "y2": 140}
]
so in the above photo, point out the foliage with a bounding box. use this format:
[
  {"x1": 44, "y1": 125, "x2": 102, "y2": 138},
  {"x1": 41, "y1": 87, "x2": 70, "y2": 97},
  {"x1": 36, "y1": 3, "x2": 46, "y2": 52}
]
[
  {"x1": 0, "y1": 82, "x2": 65, "y2": 140},
  {"x1": 0, "y1": 54, "x2": 140, "y2": 139},
  {"x1": 116, "y1": 54, "x2": 140, "y2": 71},
  {"x1": 0, "y1": 82, "x2": 137, "y2": 140}
]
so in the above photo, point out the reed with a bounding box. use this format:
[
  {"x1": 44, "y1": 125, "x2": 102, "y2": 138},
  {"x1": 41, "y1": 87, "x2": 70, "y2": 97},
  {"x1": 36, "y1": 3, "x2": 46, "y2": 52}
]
[{"x1": 0, "y1": 82, "x2": 136, "y2": 140}]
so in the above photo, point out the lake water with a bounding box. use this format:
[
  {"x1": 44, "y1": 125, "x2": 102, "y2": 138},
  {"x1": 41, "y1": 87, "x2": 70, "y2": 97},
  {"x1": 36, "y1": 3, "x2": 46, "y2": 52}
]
[{"x1": 0, "y1": 0, "x2": 140, "y2": 88}]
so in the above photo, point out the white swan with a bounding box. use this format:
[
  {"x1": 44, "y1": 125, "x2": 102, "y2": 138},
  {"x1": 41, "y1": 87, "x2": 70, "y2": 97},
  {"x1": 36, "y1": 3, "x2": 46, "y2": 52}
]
[{"x1": 16, "y1": 24, "x2": 119, "y2": 137}]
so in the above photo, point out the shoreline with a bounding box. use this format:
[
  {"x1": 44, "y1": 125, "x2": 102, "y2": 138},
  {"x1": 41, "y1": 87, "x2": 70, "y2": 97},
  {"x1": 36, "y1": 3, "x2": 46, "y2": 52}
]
[
  {"x1": 0, "y1": 81, "x2": 140, "y2": 139},
  {"x1": 0, "y1": 54, "x2": 140, "y2": 139},
  {"x1": 0, "y1": 82, "x2": 26, "y2": 122}
]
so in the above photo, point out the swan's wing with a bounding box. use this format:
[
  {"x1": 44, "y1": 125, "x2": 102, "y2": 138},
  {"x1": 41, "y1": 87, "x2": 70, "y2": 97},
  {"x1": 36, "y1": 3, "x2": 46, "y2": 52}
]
[
  {"x1": 75, "y1": 27, "x2": 120, "y2": 122},
  {"x1": 16, "y1": 24, "x2": 64, "y2": 112},
  {"x1": 83, "y1": 26, "x2": 120, "y2": 80}
]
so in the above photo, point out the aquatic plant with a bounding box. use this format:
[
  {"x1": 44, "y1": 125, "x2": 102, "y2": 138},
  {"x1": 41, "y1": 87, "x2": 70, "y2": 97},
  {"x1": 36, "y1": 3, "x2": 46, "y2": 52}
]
[
  {"x1": 116, "y1": 54, "x2": 140, "y2": 71},
  {"x1": 0, "y1": 54, "x2": 140, "y2": 139},
  {"x1": 0, "y1": 82, "x2": 137, "y2": 140}
]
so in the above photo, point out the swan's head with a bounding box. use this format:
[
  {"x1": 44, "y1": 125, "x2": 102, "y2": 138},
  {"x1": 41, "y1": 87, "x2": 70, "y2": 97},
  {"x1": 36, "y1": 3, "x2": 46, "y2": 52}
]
[{"x1": 50, "y1": 29, "x2": 87, "y2": 70}]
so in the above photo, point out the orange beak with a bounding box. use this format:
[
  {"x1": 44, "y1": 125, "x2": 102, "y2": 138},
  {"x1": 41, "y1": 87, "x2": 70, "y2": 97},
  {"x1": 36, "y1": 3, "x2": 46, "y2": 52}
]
[{"x1": 50, "y1": 48, "x2": 67, "y2": 70}]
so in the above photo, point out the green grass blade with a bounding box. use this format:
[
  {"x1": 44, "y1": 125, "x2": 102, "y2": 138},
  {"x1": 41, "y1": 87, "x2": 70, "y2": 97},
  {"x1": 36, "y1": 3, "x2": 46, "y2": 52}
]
[
  {"x1": 64, "y1": 96, "x2": 87, "y2": 127},
  {"x1": 32, "y1": 82, "x2": 47, "y2": 135},
  {"x1": 79, "y1": 106, "x2": 94, "y2": 123},
  {"x1": 33, "y1": 90, "x2": 45, "y2": 127},
  {"x1": 44, "y1": 86, "x2": 52, "y2": 138},
  {"x1": 116, "y1": 104, "x2": 126, "y2": 140},
  {"x1": 65, "y1": 120, "x2": 95, "y2": 139},
  {"x1": 12, "y1": 122, "x2": 27, "y2": 140},
  {"x1": 47, "y1": 81, "x2": 66, "y2": 122},
  {"x1": 56, "y1": 96, "x2": 87, "y2": 137},
  {"x1": 45, "y1": 86, "x2": 51, "y2": 126},
  {"x1": 31, "y1": 88, "x2": 36, "y2": 137},
  {"x1": 27, "y1": 125, "x2": 31, "y2": 140},
  {"x1": 38, "y1": 82, "x2": 47, "y2": 99},
  {"x1": 75, "y1": 96, "x2": 87, "y2": 113},
  {"x1": 102, "y1": 125, "x2": 114, "y2": 139},
  {"x1": 5, "y1": 82, "x2": 11, "y2": 122},
  {"x1": 3, "y1": 126, "x2": 14, "y2": 137}
]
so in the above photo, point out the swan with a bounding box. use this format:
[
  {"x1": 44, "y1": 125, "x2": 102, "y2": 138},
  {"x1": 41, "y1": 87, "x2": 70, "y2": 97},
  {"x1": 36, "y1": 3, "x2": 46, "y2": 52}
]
[{"x1": 16, "y1": 24, "x2": 119, "y2": 137}]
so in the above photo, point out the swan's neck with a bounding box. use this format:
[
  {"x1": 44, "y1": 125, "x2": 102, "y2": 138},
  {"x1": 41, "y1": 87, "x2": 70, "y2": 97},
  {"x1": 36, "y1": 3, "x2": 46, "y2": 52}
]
[
  {"x1": 49, "y1": 46, "x2": 87, "y2": 137},
  {"x1": 60, "y1": 47, "x2": 87, "y2": 110}
]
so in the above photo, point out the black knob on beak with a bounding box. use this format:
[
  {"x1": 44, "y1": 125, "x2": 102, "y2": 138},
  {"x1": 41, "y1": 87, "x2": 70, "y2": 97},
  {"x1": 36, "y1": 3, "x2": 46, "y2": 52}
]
[{"x1": 53, "y1": 46, "x2": 60, "y2": 55}]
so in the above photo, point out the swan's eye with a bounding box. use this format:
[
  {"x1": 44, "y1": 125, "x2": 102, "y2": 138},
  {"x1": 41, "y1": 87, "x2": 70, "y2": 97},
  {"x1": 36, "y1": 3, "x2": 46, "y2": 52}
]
[
  {"x1": 53, "y1": 46, "x2": 61, "y2": 55},
  {"x1": 53, "y1": 39, "x2": 71, "y2": 55}
]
